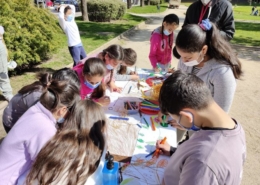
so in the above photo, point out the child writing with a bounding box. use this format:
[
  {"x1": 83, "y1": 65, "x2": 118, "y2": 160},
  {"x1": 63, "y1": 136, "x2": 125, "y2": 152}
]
[
  {"x1": 59, "y1": 5, "x2": 87, "y2": 66},
  {"x1": 115, "y1": 48, "x2": 139, "y2": 81},
  {"x1": 149, "y1": 14, "x2": 179, "y2": 73},
  {"x1": 73, "y1": 57, "x2": 110, "y2": 106}
]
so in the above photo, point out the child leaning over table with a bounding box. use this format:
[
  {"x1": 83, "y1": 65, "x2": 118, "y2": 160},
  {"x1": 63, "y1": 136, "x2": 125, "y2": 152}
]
[
  {"x1": 157, "y1": 70, "x2": 246, "y2": 185},
  {"x1": 114, "y1": 48, "x2": 139, "y2": 81}
]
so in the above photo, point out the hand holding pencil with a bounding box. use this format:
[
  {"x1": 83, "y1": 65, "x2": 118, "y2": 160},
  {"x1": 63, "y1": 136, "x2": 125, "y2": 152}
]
[{"x1": 155, "y1": 138, "x2": 171, "y2": 157}]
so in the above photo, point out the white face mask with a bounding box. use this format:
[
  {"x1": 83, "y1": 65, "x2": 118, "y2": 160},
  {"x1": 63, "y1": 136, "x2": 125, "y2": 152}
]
[
  {"x1": 201, "y1": 0, "x2": 211, "y2": 6},
  {"x1": 182, "y1": 52, "x2": 204, "y2": 67}
]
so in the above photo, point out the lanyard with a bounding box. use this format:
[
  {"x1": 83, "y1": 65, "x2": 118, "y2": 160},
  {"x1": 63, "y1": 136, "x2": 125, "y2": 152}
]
[{"x1": 198, "y1": 2, "x2": 211, "y2": 24}]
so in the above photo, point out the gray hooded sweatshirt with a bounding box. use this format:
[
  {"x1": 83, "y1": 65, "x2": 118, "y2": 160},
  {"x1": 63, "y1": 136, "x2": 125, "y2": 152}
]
[{"x1": 178, "y1": 58, "x2": 236, "y2": 112}]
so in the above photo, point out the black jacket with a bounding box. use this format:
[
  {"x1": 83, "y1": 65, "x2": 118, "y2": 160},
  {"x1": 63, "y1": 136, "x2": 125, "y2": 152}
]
[{"x1": 183, "y1": 0, "x2": 235, "y2": 40}]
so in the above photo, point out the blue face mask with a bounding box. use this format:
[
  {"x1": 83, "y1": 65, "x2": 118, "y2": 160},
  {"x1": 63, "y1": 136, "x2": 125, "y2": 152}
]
[
  {"x1": 163, "y1": 29, "x2": 171, "y2": 36},
  {"x1": 174, "y1": 112, "x2": 200, "y2": 131},
  {"x1": 66, "y1": 15, "x2": 74, "y2": 22},
  {"x1": 57, "y1": 117, "x2": 65, "y2": 124},
  {"x1": 84, "y1": 80, "x2": 101, "y2": 90},
  {"x1": 106, "y1": 64, "x2": 114, "y2": 70}
]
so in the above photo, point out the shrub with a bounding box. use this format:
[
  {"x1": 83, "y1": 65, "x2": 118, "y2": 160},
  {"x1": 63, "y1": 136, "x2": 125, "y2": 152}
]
[
  {"x1": 144, "y1": 0, "x2": 162, "y2": 5},
  {"x1": 0, "y1": 0, "x2": 63, "y2": 68},
  {"x1": 87, "y1": 0, "x2": 126, "y2": 22}
]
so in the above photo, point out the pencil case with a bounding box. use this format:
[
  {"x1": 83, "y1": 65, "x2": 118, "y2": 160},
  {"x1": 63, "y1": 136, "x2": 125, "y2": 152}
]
[{"x1": 124, "y1": 102, "x2": 139, "y2": 115}]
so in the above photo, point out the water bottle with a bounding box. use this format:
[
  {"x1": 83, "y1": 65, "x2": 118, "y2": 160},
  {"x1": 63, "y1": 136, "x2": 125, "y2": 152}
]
[{"x1": 102, "y1": 153, "x2": 119, "y2": 185}]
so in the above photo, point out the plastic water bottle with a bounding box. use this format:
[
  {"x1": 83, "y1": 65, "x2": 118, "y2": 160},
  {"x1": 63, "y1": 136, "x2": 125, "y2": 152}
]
[{"x1": 102, "y1": 153, "x2": 119, "y2": 185}]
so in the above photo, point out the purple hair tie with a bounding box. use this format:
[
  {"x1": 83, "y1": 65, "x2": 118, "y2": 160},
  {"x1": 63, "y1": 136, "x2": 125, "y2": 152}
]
[{"x1": 199, "y1": 19, "x2": 212, "y2": 31}]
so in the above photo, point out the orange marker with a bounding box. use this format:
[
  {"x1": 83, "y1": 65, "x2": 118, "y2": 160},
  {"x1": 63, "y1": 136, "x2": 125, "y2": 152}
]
[
  {"x1": 150, "y1": 117, "x2": 156, "y2": 131},
  {"x1": 153, "y1": 137, "x2": 167, "y2": 158}
]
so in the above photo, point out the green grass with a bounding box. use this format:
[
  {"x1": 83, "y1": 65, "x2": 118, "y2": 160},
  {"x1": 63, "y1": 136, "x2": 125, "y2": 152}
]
[
  {"x1": 233, "y1": 5, "x2": 260, "y2": 21},
  {"x1": 232, "y1": 22, "x2": 260, "y2": 46},
  {"x1": 8, "y1": 14, "x2": 146, "y2": 94},
  {"x1": 127, "y1": 3, "x2": 168, "y2": 14}
]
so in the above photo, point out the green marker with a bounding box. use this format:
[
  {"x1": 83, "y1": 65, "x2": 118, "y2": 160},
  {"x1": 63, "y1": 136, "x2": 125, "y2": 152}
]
[{"x1": 160, "y1": 115, "x2": 168, "y2": 127}]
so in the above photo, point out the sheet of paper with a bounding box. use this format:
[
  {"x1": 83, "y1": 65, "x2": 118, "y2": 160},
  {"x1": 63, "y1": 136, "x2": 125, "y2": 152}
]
[{"x1": 122, "y1": 115, "x2": 177, "y2": 185}]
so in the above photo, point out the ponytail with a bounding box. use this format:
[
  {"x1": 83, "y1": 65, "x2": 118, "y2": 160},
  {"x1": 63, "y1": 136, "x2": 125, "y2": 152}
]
[
  {"x1": 40, "y1": 80, "x2": 80, "y2": 113},
  {"x1": 176, "y1": 20, "x2": 242, "y2": 79}
]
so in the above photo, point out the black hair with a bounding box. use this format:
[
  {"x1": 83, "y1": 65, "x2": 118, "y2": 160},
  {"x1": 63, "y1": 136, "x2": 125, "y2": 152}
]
[
  {"x1": 161, "y1": 14, "x2": 179, "y2": 49},
  {"x1": 52, "y1": 68, "x2": 80, "y2": 90},
  {"x1": 175, "y1": 23, "x2": 242, "y2": 79},
  {"x1": 159, "y1": 70, "x2": 213, "y2": 115},
  {"x1": 64, "y1": 5, "x2": 71, "y2": 14}
]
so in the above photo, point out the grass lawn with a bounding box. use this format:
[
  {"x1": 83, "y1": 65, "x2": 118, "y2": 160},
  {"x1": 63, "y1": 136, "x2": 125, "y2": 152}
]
[
  {"x1": 8, "y1": 14, "x2": 146, "y2": 94},
  {"x1": 233, "y1": 5, "x2": 260, "y2": 21},
  {"x1": 127, "y1": 3, "x2": 168, "y2": 14},
  {"x1": 232, "y1": 22, "x2": 260, "y2": 46}
]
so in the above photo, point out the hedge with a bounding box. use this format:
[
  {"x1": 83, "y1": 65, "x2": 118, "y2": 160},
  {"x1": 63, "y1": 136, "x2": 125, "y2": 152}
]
[
  {"x1": 145, "y1": 0, "x2": 162, "y2": 5},
  {"x1": 87, "y1": 0, "x2": 126, "y2": 22},
  {"x1": 0, "y1": 0, "x2": 63, "y2": 68}
]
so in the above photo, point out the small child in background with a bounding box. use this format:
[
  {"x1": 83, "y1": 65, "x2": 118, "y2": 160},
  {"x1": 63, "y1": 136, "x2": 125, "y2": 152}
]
[
  {"x1": 115, "y1": 48, "x2": 139, "y2": 81},
  {"x1": 73, "y1": 57, "x2": 110, "y2": 106},
  {"x1": 149, "y1": 14, "x2": 179, "y2": 73}
]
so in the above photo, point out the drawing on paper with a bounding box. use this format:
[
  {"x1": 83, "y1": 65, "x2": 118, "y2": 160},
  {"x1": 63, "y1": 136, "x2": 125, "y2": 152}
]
[{"x1": 106, "y1": 119, "x2": 140, "y2": 156}]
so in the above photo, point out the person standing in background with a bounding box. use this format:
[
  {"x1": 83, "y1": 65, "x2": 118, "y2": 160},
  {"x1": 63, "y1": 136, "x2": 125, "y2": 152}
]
[
  {"x1": 59, "y1": 5, "x2": 87, "y2": 67},
  {"x1": 173, "y1": 0, "x2": 235, "y2": 58},
  {"x1": 0, "y1": 26, "x2": 13, "y2": 101}
]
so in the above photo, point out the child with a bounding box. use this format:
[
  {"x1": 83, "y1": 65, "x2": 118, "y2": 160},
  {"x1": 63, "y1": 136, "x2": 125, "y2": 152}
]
[
  {"x1": 2, "y1": 68, "x2": 80, "y2": 133},
  {"x1": 158, "y1": 70, "x2": 246, "y2": 185},
  {"x1": 0, "y1": 25, "x2": 13, "y2": 101},
  {"x1": 73, "y1": 57, "x2": 110, "y2": 106},
  {"x1": 0, "y1": 81, "x2": 80, "y2": 185},
  {"x1": 59, "y1": 5, "x2": 87, "y2": 66},
  {"x1": 16, "y1": 100, "x2": 107, "y2": 185},
  {"x1": 115, "y1": 48, "x2": 139, "y2": 81},
  {"x1": 149, "y1": 14, "x2": 179, "y2": 73},
  {"x1": 79, "y1": 44, "x2": 124, "y2": 92}
]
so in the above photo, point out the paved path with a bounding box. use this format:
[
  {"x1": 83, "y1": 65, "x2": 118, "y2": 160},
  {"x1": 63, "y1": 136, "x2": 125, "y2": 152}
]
[{"x1": 0, "y1": 5, "x2": 259, "y2": 184}]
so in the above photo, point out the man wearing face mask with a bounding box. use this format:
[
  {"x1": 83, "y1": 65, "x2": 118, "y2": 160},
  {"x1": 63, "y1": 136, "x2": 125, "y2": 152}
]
[
  {"x1": 59, "y1": 5, "x2": 87, "y2": 67},
  {"x1": 173, "y1": 0, "x2": 235, "y2": 59},
  {"x1": 158, "y1": 71, "x2": 246, "y2": 185}
]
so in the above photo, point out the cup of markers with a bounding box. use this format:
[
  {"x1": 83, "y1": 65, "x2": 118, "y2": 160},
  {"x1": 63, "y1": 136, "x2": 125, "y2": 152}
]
[{"x1": 124, "y1": 101, "x2": 139, "y2": 115}]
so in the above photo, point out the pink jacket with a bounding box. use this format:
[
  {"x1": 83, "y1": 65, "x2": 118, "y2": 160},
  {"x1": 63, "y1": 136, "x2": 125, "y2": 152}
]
[
  {"x1": 149, "y1": 27, "x2": 174, "y2": 68},
  {"x1": 73, "y1": 63, "x2": 94, "y2": 100}
]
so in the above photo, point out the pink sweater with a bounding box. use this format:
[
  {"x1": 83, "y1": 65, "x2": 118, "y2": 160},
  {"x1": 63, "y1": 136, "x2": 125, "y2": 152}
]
[
  {"x1": 149, "y1": 27, "x2": 174, "y2": 68},
  {"x1": 73, "y1": 63, "x2": 94, "y2": 100}
]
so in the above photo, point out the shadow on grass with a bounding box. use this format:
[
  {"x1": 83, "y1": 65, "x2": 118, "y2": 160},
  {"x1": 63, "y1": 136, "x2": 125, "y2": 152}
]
[{"x1": 235, "y1": 22, "x2": 260, "y2": 32}]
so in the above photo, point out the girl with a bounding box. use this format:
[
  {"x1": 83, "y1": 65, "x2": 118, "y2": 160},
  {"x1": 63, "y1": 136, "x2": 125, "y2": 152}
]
[
  {"x1": 0, "y1": 81, "x2": 80, "y2": 185},
  {"x1": 164, "y1": 19, "x2": 242, "y2": 143},
  {"x1": 73, "y1": 57, "x2": 110, "y2": 106},
  {"x1": 115, "y1": 48, "x2": 139, "y2": 81},
  {"x1": 24, "y1": 100, "x2": 107, "y2": 185},
  {"x1": 59, "y1": 5, "x2": 87, "y2": 66},
  {"x1": 149, "y1": 14, "x2": 179, "y2": 73},
  {"x1": 2, "y1": 68, "x2": 80, "y2": 133},
  {"x1": 0, "y1": 25, "x2": 13, "y2": 101},
  {"x1": 79, "y1": 44, "x2": 124, "y2": 92}
]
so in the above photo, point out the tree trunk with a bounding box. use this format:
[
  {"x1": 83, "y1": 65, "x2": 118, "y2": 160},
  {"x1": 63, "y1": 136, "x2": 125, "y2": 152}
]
[
  {"x1": 81, "y1": 0, "x2": 89, "y2": 22},
  {"x1": 140, "y1": 0, "x2": 144, "y2": 6},
  {"x1": 127, "y1": 0, "x2": 132, "y2": 9},
  {"x1": 147, "y1": 0, "x2": 151, "y2": 6}
]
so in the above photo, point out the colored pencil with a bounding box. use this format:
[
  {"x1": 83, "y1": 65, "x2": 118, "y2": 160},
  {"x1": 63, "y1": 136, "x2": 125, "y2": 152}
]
[
  {"x1": 145, "y1": 150, "x2": 155, "y2": 158},
  {"x1": 128, "y1": 86, "x2": 132, "y2": 94},
  {"x1": 150, "y1": 117, "x2": 156, "y2": 131},
  {"x1": 153, "y1": 137, "x2": 167, "y2": 158},
  {"x1": 109, "y1": 116, "x2": 129, "y2": 121},
  {"x1": 143, "y1": 117, "x2": 149, "y2": 128}
]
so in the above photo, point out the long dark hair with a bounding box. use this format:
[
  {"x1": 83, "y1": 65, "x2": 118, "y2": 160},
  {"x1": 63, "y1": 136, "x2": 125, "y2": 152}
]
[
  {"x1": 83, "y1": 57, "x2": 106, "y2": 99},
  {"x1": 161, "y1": 14, "x2": 179, "y2": 49},
  {"x1": 175, "y1": 23, "x2": 242, "y2": 79},
  {"x1": 26, "y1": 100, "x2": 106, "y2": 185},
  {"x1": 101, "y1": 44, "x2": 124, "y2": 85},
  {"x1": 18, "y1": 68, "x2": 80, "y2": 96},
  {"x1": 40, "y1": 80, "x2": 80, "y2": 114},
  {"x1": 118, "y1": 48, "x2": 137, "y2": 75}
]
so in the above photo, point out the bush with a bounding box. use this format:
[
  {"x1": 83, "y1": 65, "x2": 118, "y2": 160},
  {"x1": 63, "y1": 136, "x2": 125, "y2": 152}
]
[
  {"x1": 144, "y1": 0, "x2": 162, "y2": 5},
  {"x1": 0, "y1": 0, "x2": 63, "y2": 68},
  {"x1": 87, "y1": 0, "x2": 126, "y2": 22}
]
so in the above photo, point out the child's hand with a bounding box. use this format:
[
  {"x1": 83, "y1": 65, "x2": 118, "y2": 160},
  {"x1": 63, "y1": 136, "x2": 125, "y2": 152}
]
[
  {"x1": 130, "y1": 71, "x2": 137, "y2": 75},
  {"x1": 109, "y1": 81, "x2": 122, "y2": 93},
  {"x1": 130, "y1": 74, "x2": 140, "y2": 81},
  {"x1": 156, "y1": 140, "x2": 171, "y2": 156},
  {"x1": 168, "y1": 67, "x2": 175, "y2": 73},
  {"x1": 98, "y1": 96, "x2": 111, "y2": 107},
  {"x1": 154, "y1": 67, "x2": 160, "y2": 73}
]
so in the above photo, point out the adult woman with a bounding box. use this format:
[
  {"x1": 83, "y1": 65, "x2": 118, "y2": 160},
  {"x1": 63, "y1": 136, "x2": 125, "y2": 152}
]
[
  {"x1": 0, "y1": 81, "x2": 80, "y2": 184},
  {"x1": 24, "y1": 100, "x2": 107, "y2": 185},
  {"x1": 2, "y1": 68, "x2": 80, "y2": 133}
]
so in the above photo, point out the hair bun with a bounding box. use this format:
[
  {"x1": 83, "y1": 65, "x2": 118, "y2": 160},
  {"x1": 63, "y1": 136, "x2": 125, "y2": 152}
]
[{"x1": 199, "y1": 19, "x2": 212, "y2": 31}]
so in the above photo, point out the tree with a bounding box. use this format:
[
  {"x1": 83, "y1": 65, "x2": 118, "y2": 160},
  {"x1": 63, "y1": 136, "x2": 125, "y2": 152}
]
[
  {"x1": 147, "y1": 0, "x2": 151, "y2": 5},
  {"x1": 140, "y1": 0, "x2": 144, "y2": 6},
  {"x1": 81, "y1": 0, "x2": 89, "y2": 22},
  {"x1": 127, "y1": 0, "x2": 132, "y2": 9}
]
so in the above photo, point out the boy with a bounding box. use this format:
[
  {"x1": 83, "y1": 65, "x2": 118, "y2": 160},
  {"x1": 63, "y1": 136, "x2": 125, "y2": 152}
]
[{"x1": 157, "y1": 70, "x2": 246, "y2": 185}]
